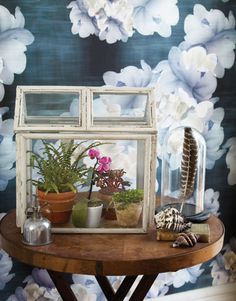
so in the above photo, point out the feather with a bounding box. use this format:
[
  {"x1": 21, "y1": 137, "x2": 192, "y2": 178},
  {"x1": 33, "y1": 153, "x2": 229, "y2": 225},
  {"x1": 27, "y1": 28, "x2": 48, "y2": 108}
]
[{"x1": 180, "y1": 127, "x2": 198, "y2": 201}]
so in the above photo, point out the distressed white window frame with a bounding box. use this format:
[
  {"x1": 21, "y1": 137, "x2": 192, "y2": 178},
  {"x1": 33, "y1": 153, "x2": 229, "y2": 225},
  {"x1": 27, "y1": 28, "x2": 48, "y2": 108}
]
[{"x1": 14, "y1": 86, "x2": 157, "y2": 234}]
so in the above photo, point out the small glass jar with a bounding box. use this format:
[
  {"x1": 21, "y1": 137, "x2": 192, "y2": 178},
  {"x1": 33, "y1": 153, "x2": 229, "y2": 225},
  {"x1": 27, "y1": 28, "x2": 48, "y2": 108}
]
[{"x1": 161, "y1": 126, "x2": 206, "y2": 217}]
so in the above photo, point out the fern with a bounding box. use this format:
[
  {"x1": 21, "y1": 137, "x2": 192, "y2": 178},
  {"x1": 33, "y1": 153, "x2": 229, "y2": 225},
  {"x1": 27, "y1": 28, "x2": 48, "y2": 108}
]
[{"x1": 29, "y1": 140, "x2": 101, "y2": 194}]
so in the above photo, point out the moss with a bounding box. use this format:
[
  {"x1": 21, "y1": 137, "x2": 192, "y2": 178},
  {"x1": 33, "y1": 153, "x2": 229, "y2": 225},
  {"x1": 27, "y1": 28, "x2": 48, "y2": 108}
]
[{"x1": 112, "y1": 189, "x2": 143, "y2": 209}]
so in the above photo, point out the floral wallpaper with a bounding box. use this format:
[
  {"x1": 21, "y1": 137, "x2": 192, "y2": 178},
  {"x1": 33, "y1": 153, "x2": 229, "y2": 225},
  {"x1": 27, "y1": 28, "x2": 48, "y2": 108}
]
[{"x1": 0, "y1": 0, "x2": 236, "y2": 300}]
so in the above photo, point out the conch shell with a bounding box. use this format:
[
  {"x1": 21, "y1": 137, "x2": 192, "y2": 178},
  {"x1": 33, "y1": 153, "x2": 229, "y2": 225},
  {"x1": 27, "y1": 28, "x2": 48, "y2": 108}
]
[
  {"x1": 172, "y1": 232, "x2": 199, "y2": 248},
  {"x1": 154, "y1": 207, "x2": 191, "y2": 232}
]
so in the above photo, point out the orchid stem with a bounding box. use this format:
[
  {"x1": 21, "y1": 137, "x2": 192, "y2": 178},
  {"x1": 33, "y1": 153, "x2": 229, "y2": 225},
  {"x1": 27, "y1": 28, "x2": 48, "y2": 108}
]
[{"x1": 88, "y1": 160, "x2": 98, "y2": 200}]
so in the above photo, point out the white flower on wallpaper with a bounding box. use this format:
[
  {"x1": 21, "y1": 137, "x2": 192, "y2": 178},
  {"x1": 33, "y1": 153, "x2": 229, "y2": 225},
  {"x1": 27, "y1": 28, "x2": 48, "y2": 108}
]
[
  {"x1": 67, "y1": 0, "x2": 134, "y2": 44},
  {"x1": 145, "y1": 274, "x2": 169, "y2": 298},
  {"x1": 72, "y1": 265, "x2": 203, "y2": 299},
  {"x1": 0, "y1": 5, "x2": 34, "y2": 101},
  {"x1": 60, "y1": 98, "x2": 79, "y2": 117},
  {"x1": 111, "y1": 275, "x2": 169, "y2": 299},
  {"x1": 157, "y1": 89, "x2": 207, "y2": 138},
  {"x1": 161, "y1": 265, "x2": 204, "y2": 289},
  {"x1": 71, "y1": 283, "x2": 97, "y2": 301},
  {"x1": 102, "y1": 4, "x2": 236, "y2": 174},
  {"x1": 223, "y1": 137, "x2": 236, "y2": 185},
  {"x1": 72, "y1": 274, "x2": 106, "y2": 301},
  {"x1": 130, "y1": 0, "x2": 179, "y2": 37},
  {"x1": 181, "y1": 4, "x2": 236, "y2": 78},
  {"x1": 204, "y1": 188, "x2": 220, "y2": 216},
  {"x1": 121, "y1": 265, "x2": 203, "y2": 298},
  {"x1": 7, "y1": 268, "x2": 62, "y2": 301},
  {"x1": 0, "y1": 5, "x2": 34, "y2": 191},
  {"x1": 103, "y1": 60, "x2": 225, "y2": 170},
  {"x1": 0, "y1": 111, "x2": 16, "y2": 191},
  {"x1": 154, "y1": 46, "x2": 217, "y2": 101},
  {"x1": 67, "y1": 0, "x2": 180, "y2": 43},
  {"x1": 0, "y1": 249, "x2": 14, "y2": 290},
  {"x1": 210, "y1": 238, "x2": 236, "y2": 285},
  {"x1": 104, "y1": 60, "x2": 153, "y2": 87},
  {"x1": 181, "y1": 46, "x2": 217, "y2": 74},
  {"x1": 203, "y1": 107, "x2": 226, "y2": 169}
]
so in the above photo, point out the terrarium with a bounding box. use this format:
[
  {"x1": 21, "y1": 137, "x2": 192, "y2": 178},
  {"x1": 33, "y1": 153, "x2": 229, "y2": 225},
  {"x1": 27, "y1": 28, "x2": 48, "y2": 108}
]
[
  {"x1": 161, "y1": 126, "x2": 206, "y2": 217},
  {"x1": 14, "y1": 86, "x2": 157, "y2": 233}
]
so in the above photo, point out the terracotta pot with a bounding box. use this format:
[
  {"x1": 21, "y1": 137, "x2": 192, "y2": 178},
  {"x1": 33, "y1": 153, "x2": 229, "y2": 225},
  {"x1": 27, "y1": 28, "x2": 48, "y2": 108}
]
[
  {"x1": 37, "y1": 189, "x2": 76, "y2": 224},
  {"x1": 114, "y1": 202, "x2": 143, "y2": 227},
  {"x1": 97, "y1": 190, "x2": 117, "y2": 220}
]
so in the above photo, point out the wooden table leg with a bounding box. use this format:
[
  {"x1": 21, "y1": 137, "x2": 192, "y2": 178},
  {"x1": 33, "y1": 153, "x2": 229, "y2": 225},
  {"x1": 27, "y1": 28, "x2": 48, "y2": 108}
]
[
  {"x1": 48, "y1": 271, "x2": 157, "y2": 301},
  {"x1": 96, "y1": 275, "x2": 137, "y2": 301},
  {"x1": 129, "y1": 274, "x2": 157, "y2": 301},
  {"x1": 95, "y1": 275, "x2": 115, "y2": 300},
  {"x1": 112, "y1": 275, "x2": 137, "y2": 301},
  {"x1": 48, "y1": 270, "x2": 78, "y2": 301},
  {"x1": 96, "y1": 275, "x2": 157, "y2": 301}
]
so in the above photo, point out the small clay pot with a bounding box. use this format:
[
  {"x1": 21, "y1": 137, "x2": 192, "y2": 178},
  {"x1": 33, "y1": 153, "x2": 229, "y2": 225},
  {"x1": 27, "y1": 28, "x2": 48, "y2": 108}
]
[
  {"x1": 37, "y1": 189, "x2": 76, "y2": 224},
  {"x1": 114, "y1": 202, "x2": 143, "y2": 227},
  {"x1": 97, "y1": 190, "x2": 118, "y2": 220}
]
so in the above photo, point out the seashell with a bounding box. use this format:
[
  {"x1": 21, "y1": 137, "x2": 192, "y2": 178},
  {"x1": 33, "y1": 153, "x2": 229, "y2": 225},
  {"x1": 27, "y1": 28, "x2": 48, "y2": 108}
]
[
  {"x1": 172, "y1": 232, "x2": 199, "y2": 248},
  {"x1": 154, "y1": 207, "x2": 191, "y2": 232}
]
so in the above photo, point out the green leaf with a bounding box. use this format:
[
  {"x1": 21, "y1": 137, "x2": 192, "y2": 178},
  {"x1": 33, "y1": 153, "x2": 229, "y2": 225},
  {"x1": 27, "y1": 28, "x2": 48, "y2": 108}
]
[{"x1": 30, "y1": 140, "x2": 104, "y2": 194}]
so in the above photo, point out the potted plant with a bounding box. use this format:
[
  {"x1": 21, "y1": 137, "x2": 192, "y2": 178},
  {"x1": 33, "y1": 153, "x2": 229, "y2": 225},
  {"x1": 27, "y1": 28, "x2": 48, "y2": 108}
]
[
  {"x1": 71, "y1": 148, "x2": 112, "y2": 228},
  {"x1": 30, "y1": 140, "x2": 101, "y2": 224},
  {"x1": 86, "y1": 198, "x2": 103, "y2": 228},
  {"x1": 112, "y1": 189, "x2": 144, "y2": 227},
  {"x1": 96, "y1": 168, "x2": 130, "y2": 195},
  {"x1": 96, "y1": 169, "x2": 130, "y2": 219},
  {"x1": 86, "y1": 149, "x2": 112, "y2": 227},
  {"x1": 72, "y1": 197, "x2": 104, "y2": 228},
  {"x1": 86, "y1": 148, "x2": 130, "y2": 219}
]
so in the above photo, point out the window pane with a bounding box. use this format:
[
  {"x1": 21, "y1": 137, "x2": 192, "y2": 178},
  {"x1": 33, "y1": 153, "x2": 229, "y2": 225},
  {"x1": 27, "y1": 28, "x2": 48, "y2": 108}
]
[
  {"x1": 24, "y1": 93, "x2": 80, "y2": 125},
  {"x1": 92, "y1": 92, "x2": 150, "y2": 126},
  {"x1": 25, "y1": 137, "x2": 146, "y2": 232}
]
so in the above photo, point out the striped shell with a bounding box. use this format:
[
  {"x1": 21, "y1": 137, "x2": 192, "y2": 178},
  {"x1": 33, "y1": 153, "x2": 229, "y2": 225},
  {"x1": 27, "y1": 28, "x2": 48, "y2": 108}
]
[
  {"x1": 154, "y1": 207, "x2": 191, "y2": 232},
  {"x1": 172, "y1": 232, "x2": 199, "y2": 248}
]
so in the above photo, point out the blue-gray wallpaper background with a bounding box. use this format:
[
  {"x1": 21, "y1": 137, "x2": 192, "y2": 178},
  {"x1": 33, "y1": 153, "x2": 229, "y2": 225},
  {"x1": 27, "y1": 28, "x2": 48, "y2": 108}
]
[{"x1": 0, "y1": 0, "x2": 236, "y2": 300}]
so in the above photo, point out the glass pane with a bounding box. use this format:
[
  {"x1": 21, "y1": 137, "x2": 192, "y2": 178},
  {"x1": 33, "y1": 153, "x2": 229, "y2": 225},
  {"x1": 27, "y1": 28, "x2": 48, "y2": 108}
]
[
  {"x1": 25, "y1": 137, "x2": 146, "y2": 232},
  {"x1": 92, "y1": 92, "x2": 150, "y2": 126},
  {"x1": 24, "y1": 93, "x2": 80, "y2": 125}
]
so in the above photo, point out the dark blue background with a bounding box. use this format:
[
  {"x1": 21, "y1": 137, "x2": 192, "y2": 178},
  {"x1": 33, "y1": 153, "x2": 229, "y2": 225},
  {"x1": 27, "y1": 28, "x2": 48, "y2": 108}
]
[{"x1": 0, "y1": 0, "x2": 235, "y2": 299}]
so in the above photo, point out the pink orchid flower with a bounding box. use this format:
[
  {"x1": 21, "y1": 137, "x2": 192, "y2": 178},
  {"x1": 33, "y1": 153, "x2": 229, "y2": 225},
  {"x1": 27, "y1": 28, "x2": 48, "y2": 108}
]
[
  {"x1": 97, "y1": 156, "x2": 112, "y2": 172},
  {"x1": 88, "y1": 148, "x2": 101, "y2": 160}
]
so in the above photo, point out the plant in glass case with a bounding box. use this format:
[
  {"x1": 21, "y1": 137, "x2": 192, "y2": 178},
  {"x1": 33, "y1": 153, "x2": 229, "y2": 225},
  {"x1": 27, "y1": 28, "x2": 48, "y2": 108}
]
[
  {"x1": 112, "y1": 189, "x2": 143, "y2": 227},
  {"x1": 30, "y1": 140, "x2": 101, "y2": 224},
  {"x1": 14, "y1": 86, "x2": 157, "y2": 233}
]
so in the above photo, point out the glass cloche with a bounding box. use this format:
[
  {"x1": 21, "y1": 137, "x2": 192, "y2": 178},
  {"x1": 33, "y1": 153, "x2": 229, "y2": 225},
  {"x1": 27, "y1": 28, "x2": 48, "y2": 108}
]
[{"x1": 161, "y1": 126, "x2": 206, "y2": 217}]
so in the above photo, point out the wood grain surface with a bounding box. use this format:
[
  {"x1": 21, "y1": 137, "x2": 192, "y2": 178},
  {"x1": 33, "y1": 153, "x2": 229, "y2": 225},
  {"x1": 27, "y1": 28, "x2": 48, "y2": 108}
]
[{"x1": 0, "y1": 210, "x2": 224, "y2": 276}]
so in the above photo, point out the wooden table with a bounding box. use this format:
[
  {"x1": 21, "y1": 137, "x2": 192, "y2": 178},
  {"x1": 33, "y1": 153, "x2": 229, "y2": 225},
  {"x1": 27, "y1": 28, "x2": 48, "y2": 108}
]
[{"x1": 0, "y1": 210, "x2": 224, "y2": 301}]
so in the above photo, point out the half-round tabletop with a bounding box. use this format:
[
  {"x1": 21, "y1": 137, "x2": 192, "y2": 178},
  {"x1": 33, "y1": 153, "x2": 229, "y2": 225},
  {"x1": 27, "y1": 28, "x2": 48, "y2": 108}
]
[{"x1": 0, "y1": 210, "x2": 224, "y2": 276}]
